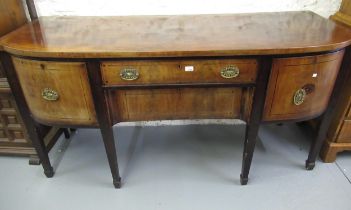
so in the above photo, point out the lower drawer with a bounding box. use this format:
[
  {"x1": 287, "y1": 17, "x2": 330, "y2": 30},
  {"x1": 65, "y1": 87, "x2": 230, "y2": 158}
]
[{"x1": 108, "y1": 88, "x2": 245, "y2": 122}]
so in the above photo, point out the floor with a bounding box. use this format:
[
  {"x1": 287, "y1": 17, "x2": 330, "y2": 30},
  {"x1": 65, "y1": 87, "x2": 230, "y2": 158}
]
[{"x1": 1, "y1": 123, "x2": 351, "y2": 210}]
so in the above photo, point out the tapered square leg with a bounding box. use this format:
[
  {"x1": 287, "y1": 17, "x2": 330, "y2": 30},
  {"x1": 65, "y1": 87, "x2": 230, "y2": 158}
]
[
  {"x1": 44, "y1": 167, "x2": 55, "y2": 177},
  {"x1": 305, "y1": 161, "x2": 315, "y2": 170},
  {"x1": 240, "y1": 174, "x2": 248, "y2": 185},
  {"x1": 240, "y1": 123, "x2": 260, "y2": 185},
  {"x1": 239, "y1": 57, "x2": 272, "y2": 185},
  {"x1": 99, "y1": 125, "x2": 122, "y2": 188},
  {"x1": 86, "y1": 61, "x2": 121, "y2": 188},
  {"x1": 306, "y1": 47, "x2": 351, "y2": 170},
  {"x1": 63, "y1": 128, "x2": 71, "y2": 139},
  {"x1": 1, "y1": 52, "x2": 54, "y2": 178},
  {"x1": 113, "y1": 177, "x2": 122, "y2": 188}
]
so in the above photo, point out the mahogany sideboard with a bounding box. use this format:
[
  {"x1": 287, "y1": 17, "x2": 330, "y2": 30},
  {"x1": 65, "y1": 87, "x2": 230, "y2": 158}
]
[
  {"x1": 0, "y1": 0, "x2": 63, "y2": 164},
  {"x1": 1, "y1": 11, "x2": 351, "y2": 188}
]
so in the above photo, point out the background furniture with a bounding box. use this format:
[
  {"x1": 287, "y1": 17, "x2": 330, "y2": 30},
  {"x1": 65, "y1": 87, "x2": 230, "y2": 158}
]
[
  {"x1": 0, "y1": 0, "x2": 63, "y2": 164},
  {"x1": 319, "y1": 0, "x2": 351, "y2": 162},
  {"x1": 1, "y1": 12, "x2": 351, "y2": 188}
]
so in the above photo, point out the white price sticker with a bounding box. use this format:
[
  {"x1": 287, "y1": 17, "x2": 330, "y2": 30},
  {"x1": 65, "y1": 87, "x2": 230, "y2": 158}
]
[{"x1": 185, "y1": 66, "x2": 194, "y2": 72}]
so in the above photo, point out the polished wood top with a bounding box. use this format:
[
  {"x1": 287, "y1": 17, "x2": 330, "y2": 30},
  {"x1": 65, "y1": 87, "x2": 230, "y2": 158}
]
[{"x1": 1, "y1": 11, "x2": 351, "y2": 58}]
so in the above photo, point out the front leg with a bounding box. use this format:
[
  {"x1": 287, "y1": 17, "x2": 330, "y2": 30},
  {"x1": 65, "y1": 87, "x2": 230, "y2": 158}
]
[
  {"x1": 240, "y1": 122, "x2": 260, "y2": 185},
  {"x1": 240, "y1": 57, "x2": 272, "y2": 185},
  {"x1": 1, "y1": 52, "x2": 54, "y2": 177},
  {"x1": 100, "y1": 126, "x2": 121, "y2": 188},
  {"x1": 306, "y1": 47, "x2": 351, "y2": 169},
  {"x1": 86, "y1": 61, "x2": 121, "y2": 188}
]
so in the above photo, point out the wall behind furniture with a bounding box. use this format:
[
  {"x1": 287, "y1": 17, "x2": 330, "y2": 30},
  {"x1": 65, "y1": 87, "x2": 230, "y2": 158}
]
[{"x1": 33, "y1": 0, "x2": 341, "y2": 18}]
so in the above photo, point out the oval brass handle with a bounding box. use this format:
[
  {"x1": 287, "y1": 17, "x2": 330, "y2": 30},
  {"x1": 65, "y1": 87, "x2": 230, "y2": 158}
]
[
  {"x1": 293, "y1": 88, "x2": 307, "y2": 106},
  {"x1": 220, "y1": 65, "x2": 240, "y2": 79},
  {"x1": 120, "y1": 68, "x2": 139, "y2": 81},
  {"x1": 42, "y1": 88, "x2": 59, "y2": 101}
]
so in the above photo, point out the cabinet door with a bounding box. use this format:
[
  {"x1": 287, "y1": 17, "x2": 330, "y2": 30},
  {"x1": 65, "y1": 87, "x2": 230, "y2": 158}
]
[
  {"x1": 263, "y1": 51, "x2": 344, "y2": 121},
  {"x1": 12, "y1": 57, "x2": 97, "y2": 126}
]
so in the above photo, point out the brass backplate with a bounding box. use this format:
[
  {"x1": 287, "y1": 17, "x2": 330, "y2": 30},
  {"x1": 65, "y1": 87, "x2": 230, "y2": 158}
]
[
  {"x1": 120, "y1": 68, "x2": 139, "y2": 81},
  {"x1": 220, "y1": 65, "x2": 240, "y2": 79},
  {"x1": 293, "y1": 89, "x2": 306, "y2": 105},
  {"x1": 42, "y1": 88, "x2": 59, "y2": 101}
]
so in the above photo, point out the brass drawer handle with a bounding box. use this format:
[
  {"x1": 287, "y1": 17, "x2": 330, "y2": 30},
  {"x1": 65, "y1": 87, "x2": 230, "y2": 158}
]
[
  {"x1": 293, "y1": 88, "x2": 306, "y2": 105},
  {"x1": 120, "y1": 68, "x2": 139, "y2": 81},
  {"x1": 42, "y1": 88, "x2": 59, "y2": 101},
  {"x1": 220, "y1": 65, "x2": 240, "y2": 79}
]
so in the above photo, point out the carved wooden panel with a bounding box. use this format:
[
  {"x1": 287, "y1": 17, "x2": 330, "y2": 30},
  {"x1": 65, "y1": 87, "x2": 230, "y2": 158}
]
[
  {"x1": 0, "y1": 78, "x2": 29, "y2": 146},
  {"x1": 0, "y1": 96, "x2": 28, "y2": 145}
]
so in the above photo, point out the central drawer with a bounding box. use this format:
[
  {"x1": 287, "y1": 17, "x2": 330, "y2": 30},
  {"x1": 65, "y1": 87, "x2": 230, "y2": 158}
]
[{"x1": 101, "y1": 59, "x2": 258, "y2": 86}]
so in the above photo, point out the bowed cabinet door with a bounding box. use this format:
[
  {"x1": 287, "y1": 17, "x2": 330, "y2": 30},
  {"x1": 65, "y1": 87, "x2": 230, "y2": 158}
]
[
  {"x1": 12, "y1": 57, "x2": 97, "y2": 126},
  {"x1": 263, "y1": 50, "x2": 344, "y2": 122}
]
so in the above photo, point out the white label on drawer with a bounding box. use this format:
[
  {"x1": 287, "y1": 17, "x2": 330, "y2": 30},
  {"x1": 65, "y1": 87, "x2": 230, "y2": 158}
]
[
  {"x1": 185, "y1": 66, "x2": 194, "y2": 72},
  {"x1": 312, "y1": 73, "x2": 318, "y2": 78}
]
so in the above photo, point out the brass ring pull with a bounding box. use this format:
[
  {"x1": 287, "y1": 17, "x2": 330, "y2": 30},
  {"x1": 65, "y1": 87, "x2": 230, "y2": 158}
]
[
  {"x1": 42, "y1": 88, "x2": 59, "y2": 101},
  {"x1": 220, "y1": 65, "x2": 240, "y2": 79},
  {"x1": 120, "y1": 68, "x2": 139, "y2": 81},
  {"x1": 293, "y1": 88, "x2": 307, "y2": 105}
]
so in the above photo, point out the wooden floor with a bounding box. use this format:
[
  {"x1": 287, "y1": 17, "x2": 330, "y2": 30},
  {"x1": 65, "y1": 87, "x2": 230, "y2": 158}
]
[{"x1": 0, "y1": 123, "x2": 350, "y2": 210}]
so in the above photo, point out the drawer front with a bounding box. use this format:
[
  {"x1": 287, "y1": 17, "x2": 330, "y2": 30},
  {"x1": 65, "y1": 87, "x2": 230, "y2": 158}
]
[
  {"x1": 108, "y1": 88, "x2": 244, "y2": 122},
  {"x1": 12, "y1": 57, "x2": 97, "y2": 126},
  {"x1": 101, "y1": 59, "x2": 258, "y2": 86},
  {"x1": 263, "y1": 50, "x2": 344, "y2": 121}
]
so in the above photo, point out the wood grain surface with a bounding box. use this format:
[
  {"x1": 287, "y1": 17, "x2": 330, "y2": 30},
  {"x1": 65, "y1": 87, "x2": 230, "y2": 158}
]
[
  {"x1": 1, "y1": 11, "x2": 351, "y2": 58},
  {"x1": 263, "y1": 50, "x2": 344, "y2": 121},
  {"x1": 108, "y1": 88, "x2": 243, "y2": 122},
  {"x1": 101, "y1": 59, "x2": 257, "y2": 86},
  {"x1": 12, "y1": 57, "x2": 97, "y2": 126},
  {"x1": 0, "y1": 0, "x2": 27, "y2": 39}
]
